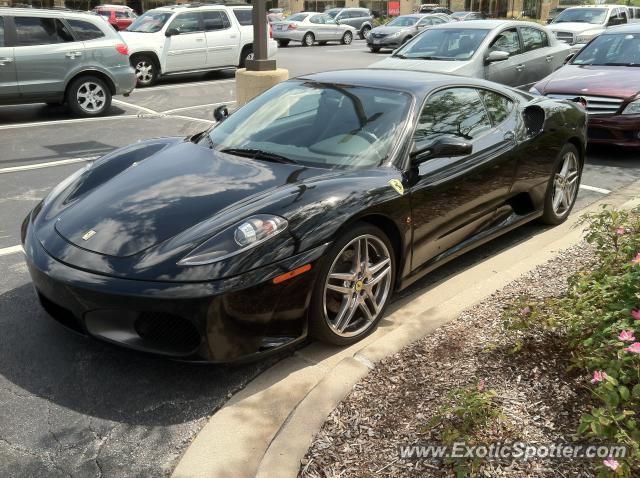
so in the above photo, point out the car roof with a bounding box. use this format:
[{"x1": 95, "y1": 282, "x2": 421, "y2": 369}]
[
  {"x1": 604, "y1": 23, "x2": 640, "y2": 34},
  {"x1": 297, "y1": 69, "x2": 504, "y2": 97},
  {"x1": 433, "y1": 19, "x2": 542, "y2": 29},
  {"x1": 154, "y1": 4, "x2": 249, "y2": 12},
  {"x1": 95, "y1": 4, "x2": 132, "y2": 9},
  {"x1": 0, "y1": 7, "x2": 106, "y2": 20},
  {"x1": 563, "y1": 4, "x2": 624, "y2": 9}
]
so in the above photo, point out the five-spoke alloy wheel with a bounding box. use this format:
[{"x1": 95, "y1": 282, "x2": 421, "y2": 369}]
[
  {"x1": 541, "y1": 143, "x2": 582, "y2": 224},
  {"x1": 66, "y1": 76, "x2": 112, "y2": 117},
  {"x1": 132, "y1": 55, "x2": 157, "y2": 87},
  {"x1": 311, "y1": 224, "x2": 395, "y2": 345}
]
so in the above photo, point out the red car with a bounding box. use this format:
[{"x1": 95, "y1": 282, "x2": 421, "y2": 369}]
[
  {"x1": 531, "y1": 24, "x2": 640, "y2": 148},
  {"x1": 94, "y1": 5, "x2": 137, "y2": 31}
]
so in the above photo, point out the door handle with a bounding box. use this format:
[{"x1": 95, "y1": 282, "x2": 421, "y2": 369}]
[
  {"x1": 515, "y1": 64, "x2": 525, "y2": 72},
  {"x1": 503, "y1": 131, "x2": 515, "y2": 141},
  {"x1": 65, "y1": 51, "x2": 82, "y2": 59},
  {"x1": 545, "y1": 55, "x2": 553, "y2": 62},
  {"x1": 196, "y1": 38, "x2": 204, "y2": 42},
  {"x1": 0, "y1": 57, "x2": 13, "y2": 65}
]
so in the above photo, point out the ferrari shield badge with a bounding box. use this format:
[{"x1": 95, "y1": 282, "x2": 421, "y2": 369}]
[
  {"x1": 388, "y1": 179, "x2": 404, "y2": 196},
  {"x1": 82, "y1": 229, "x2": 97, "y2": 241}
]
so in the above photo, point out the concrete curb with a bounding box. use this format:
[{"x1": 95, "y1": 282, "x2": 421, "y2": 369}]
[{"x1": 172, "y1": 181, "x2": 640, "y2": 478}]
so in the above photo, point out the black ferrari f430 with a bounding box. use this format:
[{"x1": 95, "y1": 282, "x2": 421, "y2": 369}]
[{"x1": 22, "y1": 70, "x2": 587, "y2": 362}]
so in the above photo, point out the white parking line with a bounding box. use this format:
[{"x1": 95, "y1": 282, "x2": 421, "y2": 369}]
[
  {"x1": 580, "y1": 184, "x2": 611, "y2": 195},
  {"x1": 171, "y1": 115, "x2": 216, "y2": 125},
  {"x1": 112, "y1": 99, "x2": 159, "y2": 115},
  {"x1": 161, "y1": 101, "x2": 236, "y2": 115},
  {"x1": 0, "y1": 115, "x2": 139, "y2": 131},
  {"x1": 325, "y1": 48, "x2": 371, "y2": 53},
  {"x1": 0, "y1": 245, "x2": 23, "y2": 257},
  {"x1": 134, "y1": 78, "x2": 235, "y2": 92},
  {"x1": 0, "y1": 156, "x2": 98, "y2": 174}
]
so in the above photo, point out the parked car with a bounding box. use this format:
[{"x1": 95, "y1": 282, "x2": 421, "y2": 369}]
[
  {"x1": 324, "y1": 7, "x2": 373, "y2": 39},
  {"x1": 93, "y1": 4, "x2": 137, "y2": 31},
  {"x1": 418, "y1": 4, "x2": 452, "y2": 15},
  {"x1": 22, "y1": 68, "x2": 586, "y2": 361},
  {"x1": 120, "y1": 4, "x2": 277, "y2": 87},
  {"x1": 629, "y1": 7, "x2": 640, "y2": 23},
  {"x1": 531, "y1": 24, "x2": 640, "y2": 148},
  {"x1": 272, "y1": 12, "x2": 357, "y2": 47},
  {"x1": 546, "y1": 7, "x2": 566, "y2": 24},
  {"x1": 451, "y1": 11, "x2": 486, "y2": 21},
  {"x1": 548, "y1": 5, "x2": 628, "y2": 48},
  {"x1": 367, "y1": 13, "x2": 450, "y2": 52},
  {"x1": 0, "y1": 8, "x2": 135, "y2": 116},
  {"x1": 370, "y1": 20, "x2": 571, "y2": 89}
]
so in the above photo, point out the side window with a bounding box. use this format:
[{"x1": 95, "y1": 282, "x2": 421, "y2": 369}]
[
  {"x1": 67, "y1": 19, "x2": 105, "y2": 41},
  {"x1": 167, "y1": 12, "x2": 200, "y2": 33},
  {"x1": 621, "y1": 10, "x2": 628, "y2": 23},
  {"x1": 14, "y1": 17, "x2": 74, "y2": 46},
  {"x1": 415, "y1": 88, "x2": 492, "y2": 142},
  {"x1": 309, "y1": 15, "x2": 326, "y2": 24},
  {"x1": 203, "y1": 11, "x2": 229, "y2": 31},
  {"x1": 233, "y1": 9, "x2": 252, "y2": 26},
  {"x1": 116, "y1": 11, "x2": 127, "y2": 19},
  {"x1": 489, "y1": 28, "x2": 521, "y2": 57},
  {"x1": 433, "y1": 17, "x2": 445, "y2": 24},
  {"x1": 521, "y1": 27, "x2": 548, "y2": 52},
  {"x1": 418, "y1": 18, "x2": 433, "y2": 26},
  {"x1": 478, "y1": 90, "x2": 514, "y2": 125},
  {"x1": 0, "y1": 17, "x2": 4, "y2": 48}
]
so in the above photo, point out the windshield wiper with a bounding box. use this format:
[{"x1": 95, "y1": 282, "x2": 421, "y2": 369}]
[
  {"x1": 602, "y1": 62, "x2": 640, "y2": 67},
  {"x1": 220, "y1": 148, "x2": 298, "y2": 164},
  {"x1": 411, "y1": 56, "x2": 452, "y2": 60},
  {"x1": 393, "y1": 53, "x2": 407, "y2": 58}
]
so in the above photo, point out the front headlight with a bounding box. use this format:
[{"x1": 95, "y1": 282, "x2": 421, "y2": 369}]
[
  {"x1": 389, "y1": 31, "x2": 402, "y2": 39},
  {"x1": 529, "y1": 86, "x2": 542, "y2": 95},
  {"x1": 178, "y1": 214, "x2": 288, "y2": 266},
  {"x1": 622, "y1": 100, "x2": 640, "y2": 115}
]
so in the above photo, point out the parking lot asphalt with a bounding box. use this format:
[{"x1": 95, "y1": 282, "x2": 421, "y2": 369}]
[{"x1": 0, "y1": 40, "x2": 639, "y2": 477}]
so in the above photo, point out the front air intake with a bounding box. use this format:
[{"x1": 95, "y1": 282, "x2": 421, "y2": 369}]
[{"x1": 134, "y1": 312, "x2": 201, "y2": 355}]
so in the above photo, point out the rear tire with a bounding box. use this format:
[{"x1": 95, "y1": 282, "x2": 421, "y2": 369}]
[
  {"x1": 239, "y1": 45, "x2": 253, "y2": 68},
  {"x1": 302, "y1": 32, "x2": 315, "y2": 46},
  {"x1": 277, "y1": 39, "x2": 290, "y2": 47},
  {"x1": 540, "y1": 143, "x2": 582, "y2": 225},
  {"x1": 131, "y1": 54, "x2": 158, "y2": 87},
  {"x1": 341, "y1": 31, "x2": 353, "y2": 45},
  {"x1": 369, "y1": 46, "x2": 380, "y2": 53},
  {"x1": 359, "y1": 24, "x2": 371, "y2": 40},
  {"x1": 309, "y1": 223, "x2": 395, "y2": 346},
  {"x1": 66, "y1": 75, "x2": 111, "y2": 118}
]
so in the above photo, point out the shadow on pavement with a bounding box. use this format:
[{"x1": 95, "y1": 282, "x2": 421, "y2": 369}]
[{"x1": 0, "y1": 104, "x2": 130, "y2": 126}]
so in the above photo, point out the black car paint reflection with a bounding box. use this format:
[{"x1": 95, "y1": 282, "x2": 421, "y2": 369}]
[{"x1": 22, "y1": 69, "x2": 587, "y2": 362}]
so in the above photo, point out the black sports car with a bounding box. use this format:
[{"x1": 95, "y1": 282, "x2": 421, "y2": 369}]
[{"x1": 22, "y1": 70, "x2": 587, "y2": 362}]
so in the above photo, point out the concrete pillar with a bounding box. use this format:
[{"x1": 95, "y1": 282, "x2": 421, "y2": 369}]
[
  {"x1": 235, "y1": 68, "x2": 289, "y2": 106},
  {"x1": 284, "y1": 0, "x2": 304, "y2": 13},
  {"x1": 400, "y1": 0, "x2": 416, "y2": 15},
  {"x1": 345, "y1": 0, "x2": 359, "y2": 7}
]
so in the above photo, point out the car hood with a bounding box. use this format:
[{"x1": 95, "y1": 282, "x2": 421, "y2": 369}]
[
  {"x1": 549, "y1": 22, "x2": 604, "y2": 33},
  {"x1": 368, "y1": 56, "x2": 474, "y2": 74},
  {"x1": 119, "y1": 31, "x2": 157, "y2": 47},
  {"x1": 371, "y1": 26, "x2": 411, "y2": 35},
  {"x1": 535, "y1": 65, "x2": 640, "y2": 99},
  {"x1": 53, "y1": 140, "x2": 323, "y2": 258}
]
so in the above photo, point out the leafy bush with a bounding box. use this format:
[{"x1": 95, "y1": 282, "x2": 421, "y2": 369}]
[{"x1": 504, "y1": 205, "x2": 640, "y2": 476}]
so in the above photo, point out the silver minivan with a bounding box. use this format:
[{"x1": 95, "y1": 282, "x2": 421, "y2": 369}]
[{"x1": 0, "y1": 8, "x2": 136, "y2": 117}]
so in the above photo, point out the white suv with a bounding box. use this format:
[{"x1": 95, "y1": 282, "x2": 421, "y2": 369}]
[
  {"x1": 120, "y1": 4, "x2": 277, "y2": 87},
  {"x1": 548, "y1": 4, "x2": 628, "y2": 50}
]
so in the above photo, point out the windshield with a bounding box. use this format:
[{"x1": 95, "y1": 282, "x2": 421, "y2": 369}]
[
  {"x1": 387, "y1": 16, "x2": 420, "y2": 27},
  {"x1": 552, "y1": 8, "x2": 607, "y2": 24},
  {"x1": 572, "y1": 33, "x2": 640, "y2": 66},
  {"x1": 325, "y1": 9, "x2": 339, "y2": 18},
  {"x1": 451, "y1": 12, "x2": 467, "y2": 17},
  {"x1": 395, "y1": 28, "x2": 489, "y2": 60},
  {"x1": 287, "y1": 13, "x2": 308, "y2": 21},
  {"x1": 127, "y1": 11, "x2": 172, "y2": 33},
  {"x1": 206, "y1": 81, "x2": 412, "y2": 170},
  {"x1": 96, "y1": 10, "x2": 110, "y2": 17}
]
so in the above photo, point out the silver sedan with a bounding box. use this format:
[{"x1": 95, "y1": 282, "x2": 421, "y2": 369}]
[
  {"x1": 370, "y1": 20, "x2": 571, "y2": 89},
  {"x1": 272, "y1": 12, "x2": 358, "y2": 47}
]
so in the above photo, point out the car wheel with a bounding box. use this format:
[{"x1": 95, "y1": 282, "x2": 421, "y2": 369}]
[
  {"x1": 66, "y1": 76, "x2": 111, "y2": 118},
  {"x1": 277, "y1": 39, "x2": 290, "y2": 47},
  {"x1": 302, "y1": 32, "x2": 315, "y2": 46},
  {"x1": 369, "y1": 46, "x2": 380, "y2": 53},
  {"x1": 131, "y1": 55, "x2": 157, "y2": 87},
  {"x1": 239, "y1": 45, "x2": 254, "y2": 68},
  {"x1": 540, "y1": 143, "x2": 582, "y2": 225},
  {"x1": 309, "y1": 223, "x2": 395, "y2": 346},
  {"x1": 341, "y1": 31, "x2": 353, "y2": 45},
  {"x1": 359, "y1": 24, "x2": 371, "y2": 40}
]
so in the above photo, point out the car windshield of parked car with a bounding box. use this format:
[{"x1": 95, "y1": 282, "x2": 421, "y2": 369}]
[
  {"x1": 206, "y1": 81, "x2": 411, "y2": 170},
  {"x1": 127, "y1": 11, "x2": 172, "y2": 32},
  {"x1": 572, "y1": 33, "x2": 640, "y2": 66},
  {"x1": 394, "y1": 28, "x2": 489, "y2": 60},
  {"x1": 451, "y1": 12, "x2": 467, "y2": 18},
  {"x1": 286, "y1": 13, "x2": 308, "y2": 21},
  {"x1": 387, "y1": 16, "x2": 420, "y2": 27},
  {"x1": 325, "y1": 9, "x2": 340, "y2": 18},
  {"x1": 552, "y1": 8, "x2": 607, "y2": 24}
]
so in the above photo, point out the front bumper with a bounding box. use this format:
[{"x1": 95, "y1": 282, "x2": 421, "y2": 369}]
[
  {"x1": 367, "y1": 37, "x2": 401, "y2": 48},
  {"x1": 23, "y1": 214, "x2": 327, "y2": 362},
  {"x1": 588, "y1": 114, "x2": 640, "y2": 148}
]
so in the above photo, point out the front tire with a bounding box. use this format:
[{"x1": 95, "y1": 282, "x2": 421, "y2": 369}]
[
  {"x1": 309, "y1": 223, "x2": 395, "y2": 346},
  {"x1": 66, "y1": 76, "x2": 111, "y2": 117},
  {"x1": 302, "y1": 32, "x2": 315, "y2": 46},
  {"x1": 277, "y1": 39, "x2": 290, "y2": 47},
  {"x1": 540, "y1": 143, "x2": 581, "y2": 225},
  {"x1": 239, "y1": 45, "x2": 253, "y2": 68},
  {"x1": 369, "y1": 46, "x2": 380, "y2": 53},
  {"x1": 131, "y1": 54, "x2": 158, "y2": 87},
  {"x1": 341, "y1": 31, "x2": 353, "y2": 45}
]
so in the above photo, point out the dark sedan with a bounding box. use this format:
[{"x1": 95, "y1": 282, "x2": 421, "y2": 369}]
[
  {"x1": 22, "y1": 70, "x2": 586, "y2": 362},
  {"x1": 367, "y1": 14, "x2": 450, "y2": 52},
  {"x1": 531, "y1": 24, "x2": 640, "y2": 148}
]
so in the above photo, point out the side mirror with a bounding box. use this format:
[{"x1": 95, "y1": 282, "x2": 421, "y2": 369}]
[
  {"x1": 564, "y1": 53, "x2": 575, "y2": 64},
  {"x1": 213, "y1": 105, "x2": 229, "y2": 122},
  {"x1": 410, "y1": 136, "x2": 472, "y2": 164},
  {"x1": 485, "y1": 50, "x2": 509, "y2": 63},
  {"x1": 546, "y1": 18, "x2": 553, "y2": 24},
  {"x1": 165, "y1": 27, "x2": 179, "y2": 37}
]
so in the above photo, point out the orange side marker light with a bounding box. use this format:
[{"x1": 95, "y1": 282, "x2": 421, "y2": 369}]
[{"x1": 273, "y1": 264, "x2": 312, "y2": 284}]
